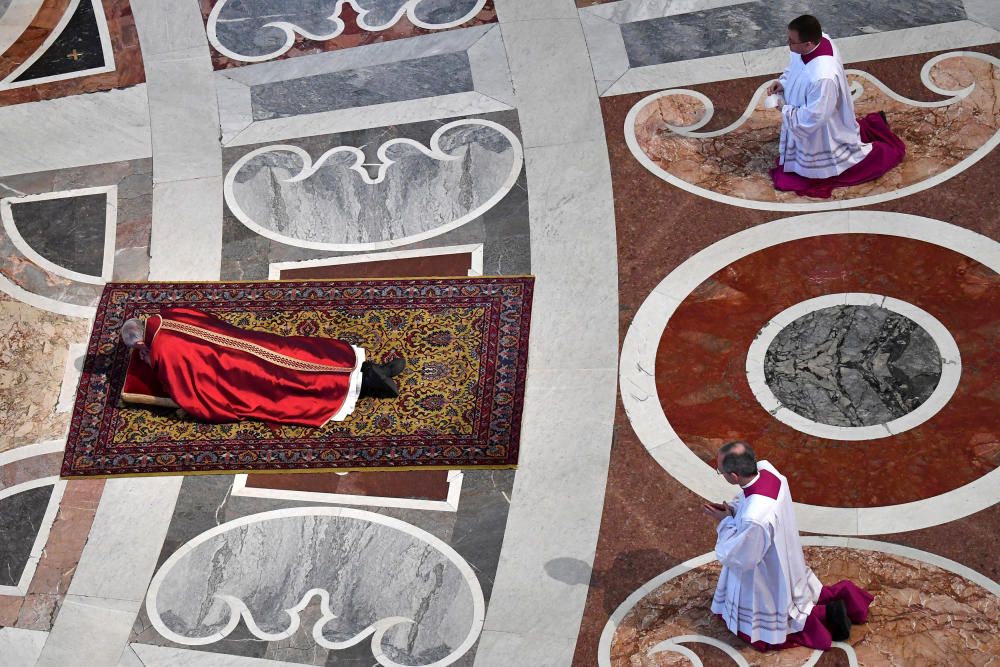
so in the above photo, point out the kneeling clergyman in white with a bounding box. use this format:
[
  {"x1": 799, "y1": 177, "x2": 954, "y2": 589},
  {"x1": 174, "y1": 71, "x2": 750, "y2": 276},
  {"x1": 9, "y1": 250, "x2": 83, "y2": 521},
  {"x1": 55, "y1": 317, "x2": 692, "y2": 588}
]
[{"x1": 703, "y1": 441, "x2": 874, "y2": 652}]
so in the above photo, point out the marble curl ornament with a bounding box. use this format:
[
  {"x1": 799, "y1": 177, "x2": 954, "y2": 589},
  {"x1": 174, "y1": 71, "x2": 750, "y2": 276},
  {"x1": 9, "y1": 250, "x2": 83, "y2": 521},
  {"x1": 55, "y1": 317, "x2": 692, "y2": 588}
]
[
  {"x1": 223, "y1": 118, "x2": 523, "y2": 252},
  {"x1": 207, "y1": 0, "x2": 487, "y2": 63},
  {"x1": 145, "y1": 507, "x2": 485, "y2": 667},
  {"x1": 626, "y1": 51, "x2": 1000, "y2": 211}
]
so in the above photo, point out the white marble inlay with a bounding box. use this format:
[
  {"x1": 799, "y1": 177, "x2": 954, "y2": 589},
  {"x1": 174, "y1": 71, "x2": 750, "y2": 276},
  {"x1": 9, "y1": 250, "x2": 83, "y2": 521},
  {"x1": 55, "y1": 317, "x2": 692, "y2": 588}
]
[
  {"x1": 0, "y1": 476, "x2": 66, "y2": 597},
  {"x1": 224, "y1": 119, "x2": 523, "y2": 252},
  {"x1": 598, "y1": 536, "x2": 999, "y2": 667},
  {"x1": 145, "y1": 507, "x2": 485, "y2": 667},
  {"x1": 56, "y1": 341, "x2": 88, "y2": 413},
  {"x1": 0, "y1": 0, "x2": 116, "y2": 90},
  {"x1": 230, "y1": 469, "x2": 465, "y2": 512},
  {"x1": 620, "y1": 211, "x2": 1000, "y2": 535},
  {"x1": 207, "y1": 0, "x2": 488, "y2": 63},
  {"x1": 0, "y1": 627, "x2": 48, "y2": 666},
  {"x1": 0, "y1": 186, "x2": 117, "y2": 284},
  {"x1": 267, "y1": 243, "x2": 484, "y2": 279},
  {"x1": 745, "y1": 294, "x2": 962, "y2": 441},
  {"x1": 624, "y1": 51, "x2": 1000, "y2": 212}
]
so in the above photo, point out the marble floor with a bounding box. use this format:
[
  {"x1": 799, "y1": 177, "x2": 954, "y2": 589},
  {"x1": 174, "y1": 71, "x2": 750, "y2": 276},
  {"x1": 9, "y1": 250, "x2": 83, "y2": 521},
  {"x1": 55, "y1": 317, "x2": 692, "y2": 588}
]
[{"x1": 0, "y1": 1, "x2": 998, "y2": 665}]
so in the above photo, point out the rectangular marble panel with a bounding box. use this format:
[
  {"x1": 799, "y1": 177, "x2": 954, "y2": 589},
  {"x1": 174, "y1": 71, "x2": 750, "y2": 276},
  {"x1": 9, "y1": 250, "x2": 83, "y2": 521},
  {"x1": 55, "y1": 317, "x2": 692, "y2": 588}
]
[
  {"x1": 621, "y1": 0, "x2": 967, "y2": 67},
  {"x1": 251, "y1": 52, "x2": 475, "y2": 120}
]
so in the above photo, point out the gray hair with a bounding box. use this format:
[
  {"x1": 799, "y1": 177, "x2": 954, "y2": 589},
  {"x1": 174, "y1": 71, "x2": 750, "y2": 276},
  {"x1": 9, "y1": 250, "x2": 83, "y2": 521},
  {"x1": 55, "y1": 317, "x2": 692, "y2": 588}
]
[
  {"x1": 121, "y1": 318, "x2": 145, "y2": 347},
  {"x1": 719, "y1": 440, "x2": 758, "y2": 477}
]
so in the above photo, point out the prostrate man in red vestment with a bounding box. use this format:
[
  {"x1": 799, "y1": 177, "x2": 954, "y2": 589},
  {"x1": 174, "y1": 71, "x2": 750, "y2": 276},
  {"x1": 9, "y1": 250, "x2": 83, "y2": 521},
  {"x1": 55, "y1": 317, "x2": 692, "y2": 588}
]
[
  {"x1": 767, "y1": 15, "x2": 905, "y2": 198},
  {"x1": 703, "y1": 441, "x2": 874, "y2": 652},
  {"x1": 119, "y1": 308, "x2": 405, "y2": 427}
]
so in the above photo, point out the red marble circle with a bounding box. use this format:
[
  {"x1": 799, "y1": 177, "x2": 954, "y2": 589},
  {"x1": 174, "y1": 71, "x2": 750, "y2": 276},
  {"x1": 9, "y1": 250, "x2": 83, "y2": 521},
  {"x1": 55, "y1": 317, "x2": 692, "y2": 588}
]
[{"x1": 655, "y1": 234, "x2": 999, "y2": 507}]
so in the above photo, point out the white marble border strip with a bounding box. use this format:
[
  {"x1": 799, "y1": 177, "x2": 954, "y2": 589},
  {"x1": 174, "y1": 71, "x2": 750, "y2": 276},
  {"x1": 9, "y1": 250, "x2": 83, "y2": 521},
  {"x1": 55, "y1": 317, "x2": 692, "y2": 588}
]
[
  {"x1": 0, "y1": 439, "x2": 64, "y2": 467},
  {"x1": 56, "y1": 341, "x2": 88, "y2": 413},
  {"x1": 267, "y1": 243, "x2": 484, "y2": 279},
  {"x1": 0, "y1": 476, "x2": 66, "y2": 596},
  {"x1": 225, "y1": 119, "x2": 523, "y2": 252},
  {"x1": 0, "y1": 627, "x2": 48, "y2": 666},
  {"x1": 620, "y1": 211, "x2": 1000, "y2": 535},
  {"x1": 0, "y1": 0, "x2": 116, "y2": 90},
  {"x1": 598, "y1": 536, "x2": 999, "y2": 667},
  {"x1": 231, "y1": 469, "x2": 465, "y2": 512},
  {"x1": 623, "y1": 51, "x2": 1000, "y2": 212},
  {"x1": 0, "y1": 185, "x2": 117, "y2": 284},
  {"x1": 602, "y1": 20, "x2": 1000, "y2": 95},
  {"x1": 0, "y1": 272, "x2": 96, "y2": 317},
  {"x1": 144, "y1": 506, "x2": 486, "y2": 666},
  {"x1": 744, "y1": 293, "x2": 962, "y2": 441}
]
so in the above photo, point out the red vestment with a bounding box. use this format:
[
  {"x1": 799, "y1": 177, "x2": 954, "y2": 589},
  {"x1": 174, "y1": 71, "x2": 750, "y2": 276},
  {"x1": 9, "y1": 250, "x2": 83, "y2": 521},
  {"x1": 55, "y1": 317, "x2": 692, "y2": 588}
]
[{"x1": 142, "y1": 308, "x2": 358, "y2": 427}]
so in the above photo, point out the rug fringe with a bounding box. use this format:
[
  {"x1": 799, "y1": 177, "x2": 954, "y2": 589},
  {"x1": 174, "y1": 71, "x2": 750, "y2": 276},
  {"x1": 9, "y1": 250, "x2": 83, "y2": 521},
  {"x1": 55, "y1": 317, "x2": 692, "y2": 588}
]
[{"x1": 61, "y1": 464, "x2": 518, "y2": 480}]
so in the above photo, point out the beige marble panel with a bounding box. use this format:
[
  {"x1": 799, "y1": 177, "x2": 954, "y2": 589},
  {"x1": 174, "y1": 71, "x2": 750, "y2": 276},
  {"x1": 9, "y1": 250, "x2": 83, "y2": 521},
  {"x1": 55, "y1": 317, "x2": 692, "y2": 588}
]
[{"x1": 0, "y1": 294, "x2": 90, "y2": 451}]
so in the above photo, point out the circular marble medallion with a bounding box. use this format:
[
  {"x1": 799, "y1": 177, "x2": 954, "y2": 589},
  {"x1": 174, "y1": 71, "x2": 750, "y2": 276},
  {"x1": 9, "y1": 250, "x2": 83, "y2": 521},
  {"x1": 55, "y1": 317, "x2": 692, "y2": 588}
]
[{"x1": 745, "y1": 294, "x2": 960, "y2": 440}]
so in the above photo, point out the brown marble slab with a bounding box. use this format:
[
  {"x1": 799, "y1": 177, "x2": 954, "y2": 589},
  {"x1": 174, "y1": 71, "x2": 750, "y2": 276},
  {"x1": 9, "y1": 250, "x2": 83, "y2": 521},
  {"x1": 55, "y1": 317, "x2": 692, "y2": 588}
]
[
  {"x1": 200, "y1": 0, "x2": 498, "y2": 71},
  {"x1": 278, "y1": 252, "x2": 473, "y2": 280},
  {"x1": 0, "y1": 0, "x2": 73, "y2": 81},
  {"x1": 0, "y1": 0, "x2": 145, "y2": 107},
  {"x1": 245, "y1": 469, "x2": 451, "y2": 501}
]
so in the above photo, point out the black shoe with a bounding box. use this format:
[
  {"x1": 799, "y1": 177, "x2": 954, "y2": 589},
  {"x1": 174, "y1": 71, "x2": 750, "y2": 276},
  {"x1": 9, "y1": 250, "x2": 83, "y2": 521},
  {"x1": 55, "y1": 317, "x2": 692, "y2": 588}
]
[
  {"x1": 359, "y1": 362, "x2": 399, "y2": 399},
  {"x1": 878, "y1": 110, "x2": 888, "y2": 125},
  {"x1": 825, "y1": 599, "x2": 851, "y2": 641},
  {"x1": 384, "y1": 357, "x2": 406, "y2": 377}
]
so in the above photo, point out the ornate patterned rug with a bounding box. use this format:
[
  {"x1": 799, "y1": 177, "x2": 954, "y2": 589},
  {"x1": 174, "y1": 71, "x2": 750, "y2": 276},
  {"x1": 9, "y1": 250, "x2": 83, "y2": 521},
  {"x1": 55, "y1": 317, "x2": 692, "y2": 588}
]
[{"x1": 61, "y1": 278, "x2": 533, "y2": 478}]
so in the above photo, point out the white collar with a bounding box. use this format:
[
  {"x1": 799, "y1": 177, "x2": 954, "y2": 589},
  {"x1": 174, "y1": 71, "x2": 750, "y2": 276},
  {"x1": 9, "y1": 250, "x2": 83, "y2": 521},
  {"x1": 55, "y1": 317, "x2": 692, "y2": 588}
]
[{"x1": 740, "y1": 472, "x2": 761, "y2": 489}]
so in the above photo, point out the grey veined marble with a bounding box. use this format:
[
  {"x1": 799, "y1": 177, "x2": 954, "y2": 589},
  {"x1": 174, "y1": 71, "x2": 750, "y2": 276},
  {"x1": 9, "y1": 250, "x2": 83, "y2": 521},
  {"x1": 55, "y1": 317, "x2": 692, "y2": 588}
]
[
  {"x1": 211, "y1": 0, "x2": 485, "y2": 61},
  {"x1": 225, "y1": 120, "x2": 522, "y2": 249},
  {"x1": 764, "y1": 305, "x2": 943, "y2": 428},
  {"x1": 147, "y1": 509, "x2": 482, "y2": 665}
]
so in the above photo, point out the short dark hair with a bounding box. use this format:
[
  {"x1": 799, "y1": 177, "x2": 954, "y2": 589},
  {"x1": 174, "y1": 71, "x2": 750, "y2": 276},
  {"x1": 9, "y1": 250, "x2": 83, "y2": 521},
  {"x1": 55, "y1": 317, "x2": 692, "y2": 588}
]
[
  {"x1": 719, "y1": 440, "x2": 758, "y2": 477},
  {"x1": 788, "y1": 15, "x2": 822, "y2": 45}
]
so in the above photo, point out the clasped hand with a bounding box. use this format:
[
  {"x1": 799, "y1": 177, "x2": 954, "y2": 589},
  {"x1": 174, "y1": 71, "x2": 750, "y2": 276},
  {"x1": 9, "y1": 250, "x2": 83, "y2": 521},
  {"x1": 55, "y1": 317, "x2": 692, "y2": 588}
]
[
  {"x1": 767, "y1": 81, "x2": 784, "y2": 96},
  {"x1": 702, "y1": 501, "x2": 735, "y2": 522}
]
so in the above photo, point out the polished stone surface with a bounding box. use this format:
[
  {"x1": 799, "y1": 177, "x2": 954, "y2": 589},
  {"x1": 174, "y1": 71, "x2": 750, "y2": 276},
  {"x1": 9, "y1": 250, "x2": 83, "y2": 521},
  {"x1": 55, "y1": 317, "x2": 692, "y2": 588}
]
[
  {"x1": 8, "y1": 193, "x2": 107, "y2": 276},
  {"x1": 251, "y1": 51, "x2": 474, "y2": 118},
  {"x1": 0, "y1": 484, "x2": 52, "y2": 586},
  {"x1": 13, "y1": 0, "x2": 104, "y2": 82},
  {"x1": 764, "y1": 305, "x2": 942, "y2": 428},
  {"x1": 621, "y1": 0, "x2": 966, "y2": 67},
  {"x1": 609, "y1": 546, "x2": 1000, "y2": 666}
]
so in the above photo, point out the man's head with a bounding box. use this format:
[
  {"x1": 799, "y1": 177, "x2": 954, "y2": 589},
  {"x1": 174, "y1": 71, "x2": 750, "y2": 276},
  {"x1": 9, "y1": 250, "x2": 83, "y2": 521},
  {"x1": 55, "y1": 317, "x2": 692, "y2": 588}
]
[
  {"x1": 716, "y1": 440, "x2": 758, "y2": 485},
  {"x1": 787, "y1": 15, "x2": 822, "y2": 56},
  {"x1": 120, "y1": 318, "x2": 145, "y2": 349}
]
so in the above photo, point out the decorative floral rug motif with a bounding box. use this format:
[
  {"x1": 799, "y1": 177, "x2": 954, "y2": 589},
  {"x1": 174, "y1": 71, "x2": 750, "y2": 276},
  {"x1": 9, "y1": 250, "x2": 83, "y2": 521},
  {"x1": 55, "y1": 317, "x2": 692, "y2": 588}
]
[{"x1": 61, "y1": 278, "x2": 533, "y2": 477}]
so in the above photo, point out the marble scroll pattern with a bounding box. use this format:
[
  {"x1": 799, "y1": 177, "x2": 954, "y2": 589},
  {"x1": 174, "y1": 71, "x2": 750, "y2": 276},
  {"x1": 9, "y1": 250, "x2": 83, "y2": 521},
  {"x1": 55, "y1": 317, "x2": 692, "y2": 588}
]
[
  {"x1": 763, "y1": 304, "x2": 944, "y2": 428},
  {"x1": 224, "y1": 118, "x2": 523, "y2": 251},
  {"x1": 626, "y1": 51, "x2": 1000, "y2": 211},
  {"x1": 207, "y1": 0, "x2": 487, "y2": 63},
  {"x1": 145, "y1": 507, "x2": 485, "y2": 667},
  {"x1": 602, "y1": 542, "x2": 1000, "y2": 667},
  {"x1": 0, "y1": 293, "x2": 91, "y2": 452}
]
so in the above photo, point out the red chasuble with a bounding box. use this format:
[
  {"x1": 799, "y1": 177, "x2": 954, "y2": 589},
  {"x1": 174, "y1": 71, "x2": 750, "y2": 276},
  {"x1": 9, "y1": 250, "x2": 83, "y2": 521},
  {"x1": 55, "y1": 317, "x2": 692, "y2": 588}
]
[{"x1": 136, "y1": 308, "x2": 358, "y2": 427}]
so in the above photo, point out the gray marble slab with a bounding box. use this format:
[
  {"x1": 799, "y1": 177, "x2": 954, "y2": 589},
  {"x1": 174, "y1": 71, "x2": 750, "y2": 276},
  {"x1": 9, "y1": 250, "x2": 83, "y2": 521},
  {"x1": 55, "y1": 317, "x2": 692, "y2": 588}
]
[
  {"x1": 213, "y1": 0, "x2": 484, "y2": 60},
  {"x1": 621, "y1": 0, "x2": 967, "y2": 67},
  {"x1": 251, "y1": 52, "x2": 474, "y2": 120},
  {"x1": 226, "y1": 118, "x2": 520, "y2": 247},
  {"x1": 9, "y1": 194, "x2": 107, "y2": 277},
  {"x1": 764, "y1": 305, "x2": 942, "y2": 427},
  {"x1": 0, "y1": 485, "x2": 53, "y2": 586}
]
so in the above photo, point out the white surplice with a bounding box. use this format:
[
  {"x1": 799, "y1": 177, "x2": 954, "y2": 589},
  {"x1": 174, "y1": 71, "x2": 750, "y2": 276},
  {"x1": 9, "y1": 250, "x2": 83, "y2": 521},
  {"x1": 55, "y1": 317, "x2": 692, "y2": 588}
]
[
  {"x1": 778, "y1": 35, "x2": 871, "y2": 178},
  {"x1": 710, "y1": 460, "x2": 822, "y2": 644}
]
